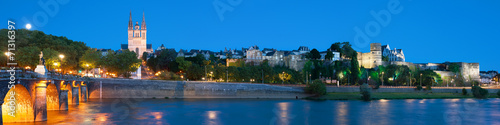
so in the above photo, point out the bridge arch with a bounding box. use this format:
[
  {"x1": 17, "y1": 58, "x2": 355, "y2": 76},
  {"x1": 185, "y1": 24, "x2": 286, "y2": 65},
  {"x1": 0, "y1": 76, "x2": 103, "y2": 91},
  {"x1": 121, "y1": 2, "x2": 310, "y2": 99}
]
[
  {"x1": 2, "y1": 84, "x2": 35, "y2": 122},
  {"x1": 46, "y1": 83, "x2": 59, "y2": 110},
  {"x1": 66, "y1": 81, "x2": 73, "y2": 104}
]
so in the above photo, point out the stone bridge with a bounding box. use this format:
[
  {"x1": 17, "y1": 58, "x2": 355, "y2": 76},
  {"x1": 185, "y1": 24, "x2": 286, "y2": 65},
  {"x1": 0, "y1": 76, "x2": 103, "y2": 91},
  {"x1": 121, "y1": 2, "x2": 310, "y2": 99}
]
[
  {"x1": 0, "y1": 79, "x2": 88, "y2": 123},
  {"x1": 0, "y1": 78, "x2": 308, "y2": 123}
]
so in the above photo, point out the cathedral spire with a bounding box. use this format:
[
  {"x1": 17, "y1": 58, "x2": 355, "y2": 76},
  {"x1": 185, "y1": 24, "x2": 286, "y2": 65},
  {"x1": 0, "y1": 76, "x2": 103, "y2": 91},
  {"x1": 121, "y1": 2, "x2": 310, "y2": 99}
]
[
  {"x1": 129, "y1": 10, "x2": 133, "y2": 30},
  {"x1": 141, "y1": 11, "x2": 146, "y2": 30}
]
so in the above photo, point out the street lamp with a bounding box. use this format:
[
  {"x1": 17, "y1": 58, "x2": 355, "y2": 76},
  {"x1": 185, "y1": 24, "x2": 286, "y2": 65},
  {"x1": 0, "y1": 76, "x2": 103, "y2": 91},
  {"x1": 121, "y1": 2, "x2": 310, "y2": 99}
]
[
  {"x1": 381, "y1": 72, "x2": 384, "y2": 86},
  {"x1": 282, "y1": 71, "x2": 285, "y2": 84},
  {"x1": 365, "y1": 70, "x2": 369, "y2": 84},
  {"x1": 309, "y1": 74, "x2": 312, "y2": 84},
  {"x1": 4, "y1": 52, "x2": 11, "y2": 66},
  {"x1": 338, "y1": 73, "x2": 343, "y2": 87},
  {"x1": 86, "y1": 64, "x2": 89, "y2": 77},
  {"x1": 4, "y1": 52, "x2": 11, "y2": 56},
  {"x1": 420, "y1": 73, "x2": 423, "y2": 86},
  {"x1": 53, "y1": 62, "x2": 59, "y2": 78},
  {"x1": 454, "y1": 75, "x2": 456, "y2": 87},
  {"x1": 210, "y1": 71, "x2": 213, "y2": 81},
  {"x1": 409, "y1": 71, "x2": 412, "y2": 86}
]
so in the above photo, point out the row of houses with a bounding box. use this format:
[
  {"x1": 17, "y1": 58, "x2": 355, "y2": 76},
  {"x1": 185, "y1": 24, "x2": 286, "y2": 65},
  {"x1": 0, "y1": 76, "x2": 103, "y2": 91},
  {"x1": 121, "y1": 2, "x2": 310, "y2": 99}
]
[
  {"x1": 105, "y1": 42, "x2": 493, "y2": 84},
  {"x1": 151, "y1": 45, "x2": 341, "y2": 71}
]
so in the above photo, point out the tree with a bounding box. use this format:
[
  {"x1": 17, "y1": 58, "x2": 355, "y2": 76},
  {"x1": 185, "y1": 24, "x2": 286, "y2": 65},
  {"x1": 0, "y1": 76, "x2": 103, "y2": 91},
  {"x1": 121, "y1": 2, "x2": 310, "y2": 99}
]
[
  {"x1": 115, "y1": 50, "x2": 141, "y2": 78},
  {"x1": 330, "y1": 42, "x2": 342, "y2": 52},
  {"x1": 42, "y1": 48, "x2": 60, "y2": 71},
  {"x1": 307, "y1": 49, "x2": 321, "y2": 60},
  {"x1": 448, "y1": 63, "x2": 460, "y2": 73},
  {"x1": 448, "y1": 63, "x2": 461, "y2": 84},
  {"x1": 157, "y1": 49, "x2": 178, "y2": 72},
  {"x1": 279, "y1": 72, "x2": 292, "y2": 84},
  {"x1": 142, "y1": 52, "x2": 148, "y2": 61},
  {"x1": 176, "y1": 57, "x2": 192, "y2": 72},
  {"x1": 146, "y1": 56, "x2": 159, "y2": 72},
  {"x1": 100, "y1": 50, "x2": 141, "y2": 78},
  {"x1": 185, "y1": 54, "x2": 206, "y2": 66},
  {"x1": 187, "y1": 64, "x2": 203, "y2": 80},
  {"x1": 324, "y1": 50, "x2": 334, "y2": 60},
  {"x1": 0, "y1": 29, "x2": 90, "y2": 71},
  {"x1": 227, "y1": 66, "x2": 239, "y2": 82},
  {"x1": 360, "y1": 83, "x2": 372, "y2": 101},
  {"x1": 80, "y1": 49, "x2": 102, "y2": 71},
  {"x1": 341, "y1": 42, "x2": 356, "y2": 59},
  {"x1": 16, "y1": 46, "x2": 41, "y2": 69},
  {"x1": 350, "y1": 55, "x2": 360, "y2": 85},
  {"x1": 214, "y1": 63, "x2": 227, "y2": 81},
  {"x1": 305, "y1": 80, "x2": 326, "y2": 96}
]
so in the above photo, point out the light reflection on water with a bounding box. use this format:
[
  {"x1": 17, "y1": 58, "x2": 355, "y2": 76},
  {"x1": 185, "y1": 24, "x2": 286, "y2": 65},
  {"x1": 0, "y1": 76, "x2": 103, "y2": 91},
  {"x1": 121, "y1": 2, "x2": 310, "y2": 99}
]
[{"x1": 2, "y1": 98, "x2": 499, "y2": 125}]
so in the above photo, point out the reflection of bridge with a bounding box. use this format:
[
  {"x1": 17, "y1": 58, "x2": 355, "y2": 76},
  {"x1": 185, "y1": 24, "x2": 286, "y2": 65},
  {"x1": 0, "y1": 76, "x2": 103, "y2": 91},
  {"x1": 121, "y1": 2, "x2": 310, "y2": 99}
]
[{"x1": 0, "y1": 79, "x2": 88, "y2": 123}]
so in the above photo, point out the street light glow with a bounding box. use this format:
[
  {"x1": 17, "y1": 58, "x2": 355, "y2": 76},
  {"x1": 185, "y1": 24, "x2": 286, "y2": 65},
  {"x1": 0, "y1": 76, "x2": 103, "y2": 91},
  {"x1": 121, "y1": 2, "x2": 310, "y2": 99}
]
[
  {"x1": 4, "y1": 52, "x2": 11, "y2": 56},
  {"x1": 59, "y1": 54, "x2": 65, "y2": 59}
]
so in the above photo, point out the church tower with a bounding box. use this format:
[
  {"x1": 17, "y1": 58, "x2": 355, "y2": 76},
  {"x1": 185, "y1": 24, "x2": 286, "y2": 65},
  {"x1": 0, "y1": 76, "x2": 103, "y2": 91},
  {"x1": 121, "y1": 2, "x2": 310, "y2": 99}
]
[
  {"x1": 141, "y1": 12, "x2": 147, "y2": 40},
  {"x1": 127, "y1": 11, "x2": 149, "y2": 58},
  {"x1": 128, "y1": 11, "x2": 133, "y2": 40}
]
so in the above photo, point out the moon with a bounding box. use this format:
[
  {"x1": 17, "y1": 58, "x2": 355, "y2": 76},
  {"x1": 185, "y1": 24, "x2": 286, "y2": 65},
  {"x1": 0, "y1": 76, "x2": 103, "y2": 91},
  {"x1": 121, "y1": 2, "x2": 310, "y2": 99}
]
[{"x1": 26, "y1": 24, "x2": 32, "y2": 30}]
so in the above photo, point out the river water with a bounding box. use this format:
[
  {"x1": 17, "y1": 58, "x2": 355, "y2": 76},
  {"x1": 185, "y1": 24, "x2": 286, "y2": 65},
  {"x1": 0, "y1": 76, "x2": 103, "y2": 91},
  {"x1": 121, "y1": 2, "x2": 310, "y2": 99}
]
[{"x1": 5, "y1": 98, "x2": 500, "y2": 125}]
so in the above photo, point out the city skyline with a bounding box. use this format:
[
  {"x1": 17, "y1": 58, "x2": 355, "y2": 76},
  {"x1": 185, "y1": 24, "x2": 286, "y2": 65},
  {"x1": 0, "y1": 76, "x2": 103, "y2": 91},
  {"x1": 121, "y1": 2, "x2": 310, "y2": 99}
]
[{"x1": 2, "y1": 0, "x2": 499, "y2": 71}]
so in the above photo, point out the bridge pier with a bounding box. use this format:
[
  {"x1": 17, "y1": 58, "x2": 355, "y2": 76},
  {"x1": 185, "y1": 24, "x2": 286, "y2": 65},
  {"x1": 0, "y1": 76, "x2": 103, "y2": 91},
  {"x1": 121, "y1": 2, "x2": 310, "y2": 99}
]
[
  {"x1": 80, "y1": 84, "x2": 88, "y2": 102},
  {"x1": 72, "y1": 84, "x2": 79, "y2": 105},
  {"x1": 0, "y1": 101, "x2": 3, "y2": 123},
  {"x1": 35, "y1": 81, "x2": 47, "y2": 121},
  {"x1": 59, "y1": 90, "x2": 69, "y2": 110}
]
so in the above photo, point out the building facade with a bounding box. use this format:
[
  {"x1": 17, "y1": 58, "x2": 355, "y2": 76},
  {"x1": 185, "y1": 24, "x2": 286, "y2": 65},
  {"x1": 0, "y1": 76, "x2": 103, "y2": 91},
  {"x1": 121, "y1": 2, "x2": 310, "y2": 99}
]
[
  {"x1": 381, "y1": 44, "x2": 405, "y2": 62},
  {"x1": 121, "y1": 11, "x2": 153, "y2": 58},
  {"x1": 357, "y1": 43, "x2": 383, "y2": 69},
  {"x1": 245, "y1": 45, "x2": 263, "y2": 65}
]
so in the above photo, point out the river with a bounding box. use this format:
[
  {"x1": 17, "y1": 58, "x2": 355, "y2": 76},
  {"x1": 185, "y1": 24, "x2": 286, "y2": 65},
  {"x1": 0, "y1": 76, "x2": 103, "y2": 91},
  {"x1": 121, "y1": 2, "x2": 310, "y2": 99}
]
[{"x1": 5, "y1": 98, "x2": 500, "y2": 125}]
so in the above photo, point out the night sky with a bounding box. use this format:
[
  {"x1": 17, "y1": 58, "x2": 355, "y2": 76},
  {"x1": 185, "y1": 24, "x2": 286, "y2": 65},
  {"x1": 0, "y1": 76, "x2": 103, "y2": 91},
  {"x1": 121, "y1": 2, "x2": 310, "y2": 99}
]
[{"x1": 2, "y1": 0, "x2": 499, "y2": 71}]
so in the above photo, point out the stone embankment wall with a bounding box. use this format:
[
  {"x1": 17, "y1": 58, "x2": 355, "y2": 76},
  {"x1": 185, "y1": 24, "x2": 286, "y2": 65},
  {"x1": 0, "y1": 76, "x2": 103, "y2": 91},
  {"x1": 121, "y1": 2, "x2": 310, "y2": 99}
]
[
  {"x1": 327, "y1": 87, "x2": 500, "y2": 93},
  {"x1": 88, "y1": 79, "x2": 309, "y2": 99}
]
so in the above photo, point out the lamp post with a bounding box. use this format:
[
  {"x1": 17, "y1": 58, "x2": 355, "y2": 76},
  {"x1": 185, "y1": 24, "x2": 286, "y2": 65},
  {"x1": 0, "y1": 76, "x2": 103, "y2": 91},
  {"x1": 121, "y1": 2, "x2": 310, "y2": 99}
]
[
  {"x1": 282, "y1": 71, "x2": 285, "y2": 84},
  {"x1": 381, "y1": 72, "x2": 384, "y2": 86},
  {"x1": 332, "y1": 69, "x2": 335, "y2": 84},
  {"x1": 210, "y1": 71, "x2": 213, "y2": 81},
  {"x1": 4, "y1": 52, "x2": 11, "y2": 64},
  {"x1": 454, "y1": 75, "x2": 456, "y2": 87},
  {"x1": 205, "y1": 65, "x2": 207, "y2": 81},
  {"x1": 53, "y1": 63, "x2": 58, "y2": 78},
  {"x1": 86, "y1": 64, "x2": 89, "y2": 77},
  {"x1": 365, "y1": 70, "x2": 368, "y2": 84},
  {"x1": 420, "y1": 73, "x2": 423, "y2": 86},
  {"x1": 59, "y1": 54, "x2": 64, "y2": 79},
  {"x1": 262, "y1": 69, "x2": 264, "y2": 84},
  {"x1": 305, "y1": 71, "x2": 308, "y2": 84},
  {"x1": 409, "y1": 71, "x2": 412, "y2": 86},
  {"x1": 309, "y1": 74, "x2": 312, "y2": 83},
  {"x1": 338, "y1": 73, "x2": 343, "y2": 87}
]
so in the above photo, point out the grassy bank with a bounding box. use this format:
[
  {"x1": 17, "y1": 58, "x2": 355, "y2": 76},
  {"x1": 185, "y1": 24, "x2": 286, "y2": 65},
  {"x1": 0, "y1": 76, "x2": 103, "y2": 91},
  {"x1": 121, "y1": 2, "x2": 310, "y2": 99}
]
[{"x1": 309, "y1": 92, "x2": 500, "y2": 100}]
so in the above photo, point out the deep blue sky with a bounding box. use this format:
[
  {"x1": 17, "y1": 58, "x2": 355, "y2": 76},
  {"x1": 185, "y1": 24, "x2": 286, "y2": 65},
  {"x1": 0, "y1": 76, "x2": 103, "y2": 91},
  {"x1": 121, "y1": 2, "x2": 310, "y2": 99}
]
[{"x1": 2, "y1": 0, "x2": 499, "y2": 71}]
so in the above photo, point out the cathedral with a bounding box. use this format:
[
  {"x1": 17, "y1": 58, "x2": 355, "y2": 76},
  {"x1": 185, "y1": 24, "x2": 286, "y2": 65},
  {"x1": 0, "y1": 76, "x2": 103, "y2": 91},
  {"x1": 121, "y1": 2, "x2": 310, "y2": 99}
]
[{"x1": 121, "y1": 11, "x2": 153, "y2": 58}]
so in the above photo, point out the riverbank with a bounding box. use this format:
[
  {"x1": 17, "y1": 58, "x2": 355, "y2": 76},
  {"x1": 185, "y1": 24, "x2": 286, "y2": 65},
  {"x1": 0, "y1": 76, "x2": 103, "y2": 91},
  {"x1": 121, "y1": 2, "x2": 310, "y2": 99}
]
[
  {"x1": 308, "y1": 92, "x2": 500, "y2": 100},
  {"x1": 88, "y1": 79, "x2": 310, "y2": 99}
]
